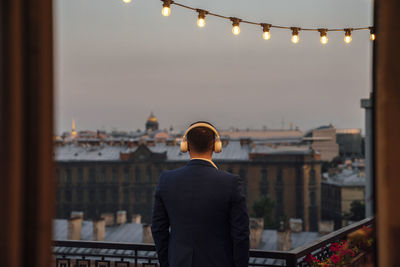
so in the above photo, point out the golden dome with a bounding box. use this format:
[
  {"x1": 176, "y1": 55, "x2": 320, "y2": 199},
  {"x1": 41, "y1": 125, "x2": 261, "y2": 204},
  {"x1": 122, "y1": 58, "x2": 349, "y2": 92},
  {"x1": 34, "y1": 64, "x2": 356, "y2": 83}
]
[{"x1": 147, "y1": 112, "x2": 158, "y2": 123}]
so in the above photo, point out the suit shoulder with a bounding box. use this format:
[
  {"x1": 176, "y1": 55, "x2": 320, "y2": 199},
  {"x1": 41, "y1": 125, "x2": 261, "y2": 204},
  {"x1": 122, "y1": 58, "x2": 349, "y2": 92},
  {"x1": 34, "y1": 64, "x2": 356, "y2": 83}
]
[
  {"x1": 159, "y1": 166, "x2": 186, "y2": 179},
  {"x1": 216, "y1": 169, "x2": 239, "y2": 181}
]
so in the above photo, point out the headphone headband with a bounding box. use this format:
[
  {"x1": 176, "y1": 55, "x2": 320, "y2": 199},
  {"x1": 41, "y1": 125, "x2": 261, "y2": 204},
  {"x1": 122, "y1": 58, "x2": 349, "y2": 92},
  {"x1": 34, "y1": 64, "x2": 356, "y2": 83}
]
[{"x1": 182, "y1": 122, "x2": 220, "y2": 141}]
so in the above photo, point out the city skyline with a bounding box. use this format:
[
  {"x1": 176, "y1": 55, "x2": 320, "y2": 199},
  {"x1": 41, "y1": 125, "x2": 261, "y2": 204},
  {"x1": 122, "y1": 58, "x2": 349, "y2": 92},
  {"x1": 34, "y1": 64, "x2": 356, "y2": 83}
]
[
  {"x1": 55, "y1": 0, "x2": 373, "y2": 134},
  {"x1": 57, "y1": 114, "x2": 365, "y2": 135}
]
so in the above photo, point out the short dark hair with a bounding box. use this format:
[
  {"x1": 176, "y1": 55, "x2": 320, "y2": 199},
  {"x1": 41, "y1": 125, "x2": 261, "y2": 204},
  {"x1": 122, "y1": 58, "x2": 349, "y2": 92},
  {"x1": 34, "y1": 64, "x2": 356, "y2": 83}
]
[{"x1": 187, "y1": 122, "x2": 216, "y2": 153}]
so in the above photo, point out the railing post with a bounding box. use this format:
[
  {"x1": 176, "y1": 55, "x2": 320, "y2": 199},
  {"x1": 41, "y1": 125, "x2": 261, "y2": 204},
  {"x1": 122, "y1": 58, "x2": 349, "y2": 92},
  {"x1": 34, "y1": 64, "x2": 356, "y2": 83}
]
[{"x1": 286, "y1": 253, "x2": 297, "y2": 267}]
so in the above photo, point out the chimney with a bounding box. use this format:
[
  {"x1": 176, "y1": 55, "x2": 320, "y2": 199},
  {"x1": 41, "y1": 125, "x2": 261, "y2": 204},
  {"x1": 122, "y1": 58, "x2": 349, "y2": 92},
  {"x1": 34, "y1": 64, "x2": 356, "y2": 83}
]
[
  {"x1": 142, "y1": 224, "x2": 154, "y2": 243},
  {"x1": 93, "y1": 218, "x2": 106, "y2": 241},
  {"x1": 240, "y1": 138, "x2": 252, "y2": 146},
  {"x1": 277, "y1": 221, "x2": 291, "y2": 251},
  {"x1": 128, "y1": 139, "x2": 135, "y2": 148},
  {"x1": 70, "y1": 211, "x2": 84, "y2": 220},
  {"x1": 67, "y1": 216, "x2": 83, "y2": 240},
  {"x1": 289, "y1": 218, "x2": 303, "y2": 233},
  {"x1": 132, "y1": 214, "x2": 142, "y2": 224},
  {"x1": 318, "y1": 220, "x2": 334, "y2": 235},
  {"x1": 101, "y1": 213, "x2": 115, "y2": 226},
  {"x1": 249, "y1": 218, "x2": 264, "y2": 249},
  {"x1": 116, "y1": 210, "x2": 127, "y2": 225}
]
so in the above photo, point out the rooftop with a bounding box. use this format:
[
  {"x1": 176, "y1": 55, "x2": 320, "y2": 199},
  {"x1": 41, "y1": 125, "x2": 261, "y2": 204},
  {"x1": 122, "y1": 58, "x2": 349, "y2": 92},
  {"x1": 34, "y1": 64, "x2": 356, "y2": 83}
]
[
  {"x1": 54, "y1": 140, "x2": 314, "y2": 162},
  {"x1": 323, "y1": 167, "x2": 366, "y2": 187},
  {"x1": 53, "y1": 219, "x2": 319, "y2": 251}
]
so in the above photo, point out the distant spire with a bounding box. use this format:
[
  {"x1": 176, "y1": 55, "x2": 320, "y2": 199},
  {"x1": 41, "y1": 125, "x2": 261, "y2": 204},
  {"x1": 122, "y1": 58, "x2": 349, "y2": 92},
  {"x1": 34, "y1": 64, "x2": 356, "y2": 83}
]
[{"x1": 71, "y1": 119, "x2": 77, "y2": 137}]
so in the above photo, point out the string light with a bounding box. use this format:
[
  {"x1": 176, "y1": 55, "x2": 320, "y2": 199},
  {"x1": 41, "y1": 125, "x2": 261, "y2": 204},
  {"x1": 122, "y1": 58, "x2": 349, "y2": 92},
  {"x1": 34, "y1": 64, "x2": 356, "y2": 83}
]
[
  {"x1": 231, "y1": 18, "x2": 241, "y2": 35},
  {"x1": 158, "y1": 1, "x2": 373, "y2": 44},
  {"x1": 261, "y1": 24, "x2": 271, "y2": 40},
  {"x1": 319, "y1": 29, "x2": 328, "y2": 44},
  {"x1": 344, "y1": 29, "x2": 352, "y2": 44},
  {"x1": 122, "y1": 0, "x2": 132, "y2": 3},
  {"x1": 369, "y1": 27, "x2": 376, "y2": 41},
  {"x1": 291, "y1": 27, "x2": 300, "y2": 44},
  {"x1": 197, "y1": 9, "x2": 207, "y2": 28},
  {"x1": 161, "y1": 0, "x2": 172, "y2": 17}
]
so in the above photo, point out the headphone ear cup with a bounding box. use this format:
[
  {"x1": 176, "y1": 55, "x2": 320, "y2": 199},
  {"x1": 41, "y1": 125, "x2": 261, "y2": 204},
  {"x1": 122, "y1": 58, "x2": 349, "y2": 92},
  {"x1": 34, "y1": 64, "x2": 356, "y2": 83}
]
[
  {"x1": 214, "y1": 140, "x2": 222, "y2": 153},
  {"x1": 180, "y1": 140, "x2": 188, "y2": 152}
]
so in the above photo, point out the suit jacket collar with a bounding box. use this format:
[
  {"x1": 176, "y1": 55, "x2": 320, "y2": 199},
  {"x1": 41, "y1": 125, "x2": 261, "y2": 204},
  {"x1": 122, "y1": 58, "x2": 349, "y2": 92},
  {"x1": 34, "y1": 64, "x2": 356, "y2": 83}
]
[{"x1": 187, "y1": 159, "x2": 218, "y2": 169}]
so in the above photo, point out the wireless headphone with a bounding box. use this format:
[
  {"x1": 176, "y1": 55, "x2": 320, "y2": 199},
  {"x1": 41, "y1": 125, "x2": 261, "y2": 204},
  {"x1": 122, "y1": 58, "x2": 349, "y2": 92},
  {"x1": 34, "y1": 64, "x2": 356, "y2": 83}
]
[{"x1": 180, "y1": 122, "x2": 222, "y2": 153}]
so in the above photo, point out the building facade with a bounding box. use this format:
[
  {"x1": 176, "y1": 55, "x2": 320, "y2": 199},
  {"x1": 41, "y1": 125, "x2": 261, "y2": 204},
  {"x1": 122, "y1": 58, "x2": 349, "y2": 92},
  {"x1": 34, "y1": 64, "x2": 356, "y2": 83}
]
[
  {"x1": 336, "y1": 128, "x2": 363, "y2": 159},
  {"x1": 321, "y1": 167, "x2": 365, "y2": 229},
  {"x1": 55, "y1": 140, "x2": 322, "y2": 231}
]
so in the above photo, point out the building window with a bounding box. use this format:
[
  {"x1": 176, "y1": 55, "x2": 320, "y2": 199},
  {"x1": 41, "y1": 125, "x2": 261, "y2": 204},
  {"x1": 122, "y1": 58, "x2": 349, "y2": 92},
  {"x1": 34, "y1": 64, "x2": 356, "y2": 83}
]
[
  {"x1": 135, "y1": 191, "x2": 140, "y2": 202},
  {"x1": 295, "y1": 166, "x2": 304, "y2": 220},
  {"x1": 101, "y1": 167, "x2": 107, "y2": 182},
  {"x1": 107, "y1": 189, "x2": 112, "y2": 201},
  {"x1": 146, "y1": 165, "x2": 152, "y2": 183},
  {"x1": 310, "y1": 191, "x2": 316, "y2": 206},
  {"x1": 275, "y1": 168, "x2": 284, "y2": 219},
  {"x1": 135, "y1": 166, "x2": 141, "y2": 183},
  {"x1": 260, "y1": 167, "x2": 268, "y2": 195},
  {"x1": 147, "y1": 189, "x2": 153, "y2": 203},
  {"x1": 141, "y1": 191, "x2": 147, "y2": 203},
  {"x1": 65, "y1": 168, "x2": 72, "y2": 184},
  {"x1": 309, "y1": 168, "x2": 316, "y2": 185},
  {"x1": 227, "y1": 166, "x2": 233, "y2": 174},
  {"x1": 123, "y1": 188, "x2": 129, "y2": 203},
  {"x1": 124, "y1": 166, "x2": 130, "y2": 182},
  {"x1": 89, "y1": 167, "x2": 96, "y2": 184},
  {"x1": 78, "y1": 167, "x2": 84, "y2": 183},
  {"x1": 100, "y1": 189, "x2": 106, "y2": 202},
  {"x1": 89, "y1": 190, "x2": 95, "y2": 201},
  {"x1": 77, "y1": 189, "x2": 84, "y2": 202},
  {"x1": 239, "y1": 168, "x2": 247, "y2": 198},
  {"x1": 65, "y1": 190, "x2": 72, "y2": 202},
  {"x1": 56, "y1": 189, "x2": 60, "y2": 202},
  {"x1": 113, "y1": 190, "x2": 118, "y2": 202},
  {"x1": 112, "y1": 167, "x2": 118, "y2": 182}
]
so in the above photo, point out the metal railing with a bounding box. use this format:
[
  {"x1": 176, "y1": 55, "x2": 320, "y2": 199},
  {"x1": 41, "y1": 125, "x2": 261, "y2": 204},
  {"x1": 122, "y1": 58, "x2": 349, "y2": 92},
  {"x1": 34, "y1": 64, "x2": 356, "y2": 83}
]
[{"x1": 53, "y1": 217, "x2": 374, "y2": 267}]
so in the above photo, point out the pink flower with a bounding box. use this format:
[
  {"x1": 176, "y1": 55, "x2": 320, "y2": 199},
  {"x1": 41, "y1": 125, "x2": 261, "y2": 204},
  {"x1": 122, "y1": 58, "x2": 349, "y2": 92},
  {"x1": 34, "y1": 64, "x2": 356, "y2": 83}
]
[
  {"x1": 305, "y1": 254, "x2": 313, "y2": 264},
  {"x1": 347, "y1": 249, "x2": 355, "y2": 257},
  {"x1": 331, "y1": 254, "x2": 341, "y2": 264},
  {"x1": 330, "y1": 243, "x2": 340, "y2": 252}
]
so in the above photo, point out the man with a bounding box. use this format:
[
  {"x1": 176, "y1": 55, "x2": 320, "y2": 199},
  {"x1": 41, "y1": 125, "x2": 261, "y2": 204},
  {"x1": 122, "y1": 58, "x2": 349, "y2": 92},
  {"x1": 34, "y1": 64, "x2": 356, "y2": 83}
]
[{"x1": 151, "y1": 121, "x2": 249, "y2": 267}]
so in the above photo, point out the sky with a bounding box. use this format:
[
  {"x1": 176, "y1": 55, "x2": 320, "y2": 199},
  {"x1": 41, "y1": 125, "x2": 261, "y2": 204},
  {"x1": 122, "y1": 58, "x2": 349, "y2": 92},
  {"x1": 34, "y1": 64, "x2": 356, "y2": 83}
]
[{"x1": 54, "y1": 0, "x2": 373, "y2": 134}]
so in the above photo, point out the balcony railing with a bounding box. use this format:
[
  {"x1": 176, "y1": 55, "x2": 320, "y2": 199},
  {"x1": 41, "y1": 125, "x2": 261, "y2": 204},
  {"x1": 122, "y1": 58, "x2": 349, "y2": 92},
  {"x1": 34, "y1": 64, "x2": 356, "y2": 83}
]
[{"x1": 53, "y1": 217, "x2": 374, "y2": 267}]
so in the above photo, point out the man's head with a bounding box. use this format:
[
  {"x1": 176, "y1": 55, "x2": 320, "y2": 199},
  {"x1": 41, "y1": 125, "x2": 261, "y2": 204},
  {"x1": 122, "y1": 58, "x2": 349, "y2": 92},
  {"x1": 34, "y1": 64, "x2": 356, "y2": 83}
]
[{"x1": 187, "y1": 124, "x2": 216, "y2": 155}]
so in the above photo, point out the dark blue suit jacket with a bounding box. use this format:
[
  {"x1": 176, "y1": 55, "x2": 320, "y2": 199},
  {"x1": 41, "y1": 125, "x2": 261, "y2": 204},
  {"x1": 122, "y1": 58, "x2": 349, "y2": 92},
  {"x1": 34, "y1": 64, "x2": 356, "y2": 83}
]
[{"x1": 151, "y1": 159, "x2": 249, "y2": 267}]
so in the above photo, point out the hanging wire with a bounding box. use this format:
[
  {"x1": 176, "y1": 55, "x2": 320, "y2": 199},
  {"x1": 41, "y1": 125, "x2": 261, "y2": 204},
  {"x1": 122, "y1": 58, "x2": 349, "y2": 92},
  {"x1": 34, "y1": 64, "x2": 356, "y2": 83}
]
[{"x1": 169, "y1": 0, "x2": 372, "y2": 33}]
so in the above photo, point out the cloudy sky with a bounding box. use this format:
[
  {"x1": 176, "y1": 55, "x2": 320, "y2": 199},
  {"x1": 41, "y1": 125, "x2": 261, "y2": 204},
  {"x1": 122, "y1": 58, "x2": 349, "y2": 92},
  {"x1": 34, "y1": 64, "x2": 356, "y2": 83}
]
[{"x1": 54, "y1": 0, "x2": 373, "y2": 134}]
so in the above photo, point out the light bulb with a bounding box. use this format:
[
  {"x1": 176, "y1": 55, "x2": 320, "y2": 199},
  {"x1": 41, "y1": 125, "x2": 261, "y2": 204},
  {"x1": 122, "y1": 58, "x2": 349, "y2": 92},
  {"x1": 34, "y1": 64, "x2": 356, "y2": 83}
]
[
  {"x1": 319, "y1": 29, "x2": 328, "y2": 44},
  {"x1": 196, "y1": 10, "x2": 206, "y2": 28},
  {"x1": 232, "y1": 25, "x2": 240, "y2": 35},
  {"x1": 261, "y1": 24, "x2": 271, "y2": 40},
  {"x1": 262, "y1": 31, "x2": 271, "y2": 40},
  {"x1": 370, "y1": 33, "x2": 376, "y2": 41},
  {"x1": 291, "y1": 28, "x2": 300, "y2": 44},
  {"x1": 231, "y1": 18, "x2": 241, "y2": 35},
  {"x1": 344, "y1": 29, "x2": 352, "y2": 44},
  {"x1": 122, "y1": 0, "x2": 131, "y2": 3},
  {"x1": 197, "y1": 17, "x2": 205, "y2": 27},
  {"x1": 369, "y1": 27, "x2": 376, "y2": 41},
  {"x1": 162, "y1": 6, "x2": 171, "y2": 16}
]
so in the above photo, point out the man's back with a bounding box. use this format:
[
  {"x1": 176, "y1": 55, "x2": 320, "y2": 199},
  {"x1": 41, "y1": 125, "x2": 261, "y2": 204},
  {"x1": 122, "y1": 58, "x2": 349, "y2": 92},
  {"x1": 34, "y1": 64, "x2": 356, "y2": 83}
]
[{"x1": 151, "y1": 159, "x2": 249, "y2": 267}]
